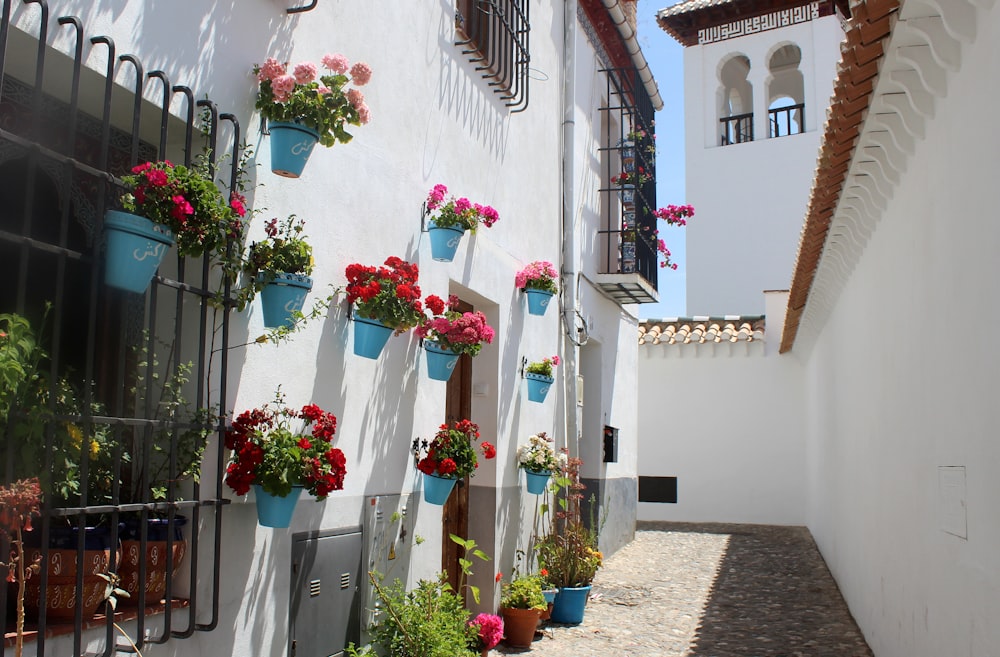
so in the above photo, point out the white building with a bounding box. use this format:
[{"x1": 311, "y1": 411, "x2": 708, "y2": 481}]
[
  {"x1": 640, "y1": 0, "x2": 1000, "y2": 655},
  {"x1": 0, "y1": 1, "x2": 664, "y2": 656}
]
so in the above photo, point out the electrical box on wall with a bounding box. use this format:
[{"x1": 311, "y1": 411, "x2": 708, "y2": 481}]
[
  {"x1": 603, "y1": 425, "x2": 619, "y2": 463},
  {"x1": 290, "y1": 526, "x2": 363, "y2": 657}
]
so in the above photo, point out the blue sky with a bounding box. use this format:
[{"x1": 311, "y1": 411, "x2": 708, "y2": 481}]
[{"x1": 634, "y1": 0, "x2": 687, "y2": 319}]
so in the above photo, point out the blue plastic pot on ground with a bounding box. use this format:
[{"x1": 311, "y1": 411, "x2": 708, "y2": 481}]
[
  {"x1": 525, "y1": 288, "x2": 555, "y2": 316},
  {"x1": 259, "y1": 272, "x2": 313, "y2": 329},
  {"x1": 424, "y1": 341, "x2": 461, "y2": 381},
  {"x1": 254, "y1": 485, "x2": 304, "y2": 528},
  {"x1": 269, "y1": 121, "x2": 320, "y2": 178},
  {"x1": 103, "y1": 210, "x2": 174, "y2": 293},
  {"x1": 423, "y1": 473, "x2": 457, "y2": 505},
  {"x1": 353, "y1": 316, "x2": 394, "y2": 359},
  {"x1": 525, "y1": 373, "x2": 554, "y2": 403},
  {"x1": 427, "y1": 221, "x2": 466, "y2": 262},
  {"x1": 550, "y1": 585, "x2": 592, "y2": 624}
]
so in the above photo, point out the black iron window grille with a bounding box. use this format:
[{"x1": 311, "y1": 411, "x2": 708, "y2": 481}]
[
  {"x1": 598, "y1": 66, "x2": 658, "y2": 296},
  {"x1": 455, "y1": 0, "x2": 531, "y2": 112},
  {"x1": 769, "y1": 102, "x2": 805, "y2": 138},
  {"x1": 720, "y1": 111, "x2": 754, "y2": 145},
  {"x1": 0, "y1": 3, "x2": 236, "y2": 655}
]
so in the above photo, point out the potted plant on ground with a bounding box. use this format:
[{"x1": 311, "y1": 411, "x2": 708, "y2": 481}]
[
  {"x1": 344, "y1": 256, "x2": 425, "y2": 359},
  {"x1": 516, "y1": 431, "x2": 565, "y2": 495},
  {"x1": 534, "y1": 454, "x2": 603, "y2": 625},
  {"x1": 415, "y1": 294, "x2": 495, "y2": 381},
  {"x1": 106, "y1": 158, "x2": 247, "y2": 293},
  {"x1": 515, "y1": 260, "x2": 559, "y2": 316},
  {"x1": 412, "y1": 419, "x2": 496, "y2": 505},
  {"x1": 0, "y1": 312, "x2": 122, "y2": 621},
  {"x1": 255, "y1": 53, "x2": 372, "y2": 178},
  {"x1": 244, "y1": 215, "x2": 315, "y2": 328},
  {"x1": 423, "y1": 184, "x2": 500, "y2": 262},
  {"x1": 498, "y1": 574, "x2": 546, "y2": 648},
  {"x1": 524, "y1": 354, "x2": 559, "y2": 403},
  {"x1": 225, "y1": 391, "x2": 345, "y2": 528}
]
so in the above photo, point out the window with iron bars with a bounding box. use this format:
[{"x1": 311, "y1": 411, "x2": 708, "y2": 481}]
[
  {"x1": 455, "y1": 0, "x2": 531, "y2": 112},
  {"x1": 598, "y1": 67, "x2": 658, "y2": 294},
  {"x1": 0, "y1": 6, "x2": 234, "y2": 656}
]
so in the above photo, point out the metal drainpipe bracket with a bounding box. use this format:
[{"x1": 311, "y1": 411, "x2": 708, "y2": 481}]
[
  {"x1": 420, "y1": 201, "x2": 429, "y2": 233},
  {"x1": 519, "y1": 356, "x2": 527, "y2": 378}
]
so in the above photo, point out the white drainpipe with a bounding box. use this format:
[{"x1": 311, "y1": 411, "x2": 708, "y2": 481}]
[
  {"x1": 601, "y1": 0, "x2": 665, "y2": 111},
  {"x1": 561, "y1": 0, "x2": 581, "y2": 459}
]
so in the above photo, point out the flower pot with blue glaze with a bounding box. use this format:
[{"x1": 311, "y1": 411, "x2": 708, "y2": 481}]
[
  {"x1": 427, "y1": 221, "x2": 466, "y2": 262},
  {"x1": 254, "y1": 484, "x2": 304, "y2": 528},
  {"x1": 423, "y1": 472, "x2": 457, "y2": 505},
  {"x1": 104, "y1": 210, "x2": 174, "y2": 293},
  {"x1": 524, "y1": 469, "x2": 551, "y2": 495},
  {"x1": 424, "y1": 341, "x2": 461, "y2": 381},
  {"x1": 353, "y1": 316, "x2": 394, "y2": 359},
  {"x1": 525, "y1": 373, "x2": 554, "y2": 403},
  {"x1": 525, "y1": 288, "x2": 555, "y2": 316},
  {"x1": 269, "y1": 121, "x2": 320, "y2": 178},
  {"x1": 258, "y1": 272, "x2": 313, "y2": 329}
]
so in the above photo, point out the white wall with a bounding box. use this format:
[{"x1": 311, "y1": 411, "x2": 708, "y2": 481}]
[
  {"x1": 803, "y1": 9, "x2": 1000, "y2": 655},
  {"x1": 6, "y1": 1, "x2": 644, "y2": 655},
  {"x1": 683, "y1": 15, "x2": 843, "y2": 316},
  {"x1": 638, "y1": 292, "x2": 806, "y2": 524}
]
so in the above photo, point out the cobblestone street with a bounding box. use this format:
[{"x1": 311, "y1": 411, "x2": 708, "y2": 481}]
[{"x1": 496, "y1": 522, "x2": 874, "y2": 657}]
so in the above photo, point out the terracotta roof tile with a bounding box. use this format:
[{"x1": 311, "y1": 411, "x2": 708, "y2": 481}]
[
  {"x1": 780, "y1": 0, "x2": 901, "y2": 353},
  {"x1": 639, "y1": 316, "x2": 765, "y2": 346}
]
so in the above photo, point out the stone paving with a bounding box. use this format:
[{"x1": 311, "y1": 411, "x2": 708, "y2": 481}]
[{"x1": 495, "y1": 522, "x2": 874, "y2": 657}]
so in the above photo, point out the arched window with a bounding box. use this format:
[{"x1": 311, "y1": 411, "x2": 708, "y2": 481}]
[
  {"x1": 718, "y1": 54, "x2": 753, "y2": 145},
  {"x1": 767, "y1": 44, "x2": 805, "y2": 137}
]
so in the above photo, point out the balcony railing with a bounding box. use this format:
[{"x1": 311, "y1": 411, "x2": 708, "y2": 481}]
[
  {"x1": 720, "y1": 112, "x2": 754, "y2": 145},
  {"x1": 769, "y1": 103, "x2": 805, "y2": 138},
  {"x1": 596, "y1": 67, "x2": 659, "y2": 305}
]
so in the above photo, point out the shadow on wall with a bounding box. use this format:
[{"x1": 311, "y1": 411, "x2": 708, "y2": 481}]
[{"x1": 637, "y1": 522, "x2": 874, "y2": 657}]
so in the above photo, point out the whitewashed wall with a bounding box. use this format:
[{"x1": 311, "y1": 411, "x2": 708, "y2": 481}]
[
  {"x1": 637, "y1": 292, "x2": 806, "y2": 524},
  {"x1": 801, "y1": 7, "x2": 1000, "y2": 655},
  {"x1": 6, "y1": 1, "x2": 644, "y2": 656},
  {"x1": 682, "y1": 15, "x2": 843, "y2": 316}
]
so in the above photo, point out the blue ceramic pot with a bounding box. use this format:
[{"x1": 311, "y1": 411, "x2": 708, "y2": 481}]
[
  {"x1": 427, "y1": 221, "x2": 466, "y2": 262},
  {"x1": 525, "y1": 373, "x2": 554, "y2": 403},
  {"x1": 524, "y1": 470, "x2": 551, "y2": 495},
  {"x1": 258, "y1": 272, "x2": 313, "y2": 329},
  {"x1": 254, "y1": 484, "x2": 304, "y2": 528},
  {"x1": 423, "y1": 473, "x2": 457, "y2": 505},
  {"x1": 353, "y1": 316, "x2": 394, "y2": 359},
  {"x1": 269, "y1": 121, "x2": 320, "y2": 178},
  {"x1": 424, "y1": 341, "x2": 461, "y2": 381},
  {"x1": 103, "y1": 210, "x2": 174, "y2": 293},
  {"x1": 525, "y1": 288, "x2": 555, "y2": 316}
]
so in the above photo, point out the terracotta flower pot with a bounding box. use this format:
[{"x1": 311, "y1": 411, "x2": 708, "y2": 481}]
[{"x1": 500, "y1": 606, "x2": 541, "y2": 649}]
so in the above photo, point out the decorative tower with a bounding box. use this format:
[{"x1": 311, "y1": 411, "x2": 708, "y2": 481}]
[{"x1": 658, "y1": 0, "x2": 848, "y2": 316}]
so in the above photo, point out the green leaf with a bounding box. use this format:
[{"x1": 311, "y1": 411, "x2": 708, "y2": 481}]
[{"x1": 470, "y1": 585, "x2": 480, "y2": 605}]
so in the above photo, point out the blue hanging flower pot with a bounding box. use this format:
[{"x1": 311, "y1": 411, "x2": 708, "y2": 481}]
[
  {"x1": 424, "y1": 341, "x2": 460, "y2": 381},
  {"x1": 254, "y1": 485, "x2": 304, "y2": 528},
  {"x1": 427, "y1": 221, "x2": 466, "y2": 262},
  {"x1": 353, "y1": 316, "x2": 394, "y2": 359},
  {"x1": 525, "y1": 373, "x2": 554, "y2": 403},
  {"x1": 525, "y1": 288, "x2": 555, "y2": 316},
  {"x1": 269, "y1": 121, "x2": 320, "y2": 178},
  {"x1": 423, "y1": 473, "x2": 457, "y2": 505},
  {"x1": 258, "y1": 272, "x2": 313, "y2": 329},
  {"x1": 524, "y1": 469, "x2": 551, "y2": 495},
  {"x1": 103, "y1": 210, "x2": 174, "y2": 294}
]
